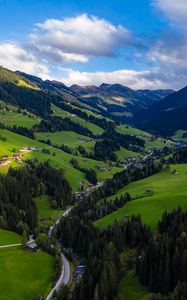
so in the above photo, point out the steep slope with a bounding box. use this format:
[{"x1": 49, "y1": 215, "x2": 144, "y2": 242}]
[
  {"x1": 0, "y1": 67, "x2": 52, "y2": 116},
  {"x1": 16, "y1": 70, "x2": 173, "y2": 121},
  {"x1": 71, "y1": 83, "x2": 173, "y2": 121},
  {"x1": 135, "y1": 85, "x2": 187, "y2": 136}
]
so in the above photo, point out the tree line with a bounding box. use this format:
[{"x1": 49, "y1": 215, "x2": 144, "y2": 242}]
[
  {"x1": 54, "y1": 199, "x2": 150, "y2": 300},
  {"x1": 137, "y1": 208, "x2": 187, "y2": 299},
  {"x1": 0, "y1": 160, "x2": 72, "y2": 234}
]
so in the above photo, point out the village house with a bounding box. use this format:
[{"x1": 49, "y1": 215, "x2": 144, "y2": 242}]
[
  {"x1": 0, "y1": 156, "x2": 10, "y2": 166},
  {"x1": 29, "y1": 146, "x2": 37, "y2": 151},
  {"x1": 12, "y1": 153, "x2": 22, "y2": 161},
  {"x1": 25, "y1": 241, "x2": 38, "y2": 252}
]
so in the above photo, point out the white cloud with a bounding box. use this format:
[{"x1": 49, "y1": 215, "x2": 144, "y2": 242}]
[
  {"x1": 58, "y1": 68, "x2": 168, "y2": 90},
  {"x1": 1, "y1": 10, "x2": 187, "y2": 91},
  {"x1": 153, "y1": 0, "x2": 187, "y2": 26},
  {"x1": 30, "y1": 14, "x2": 132, "y2": 64},
  {"x1": 0, "y1": 42, "x2": 50, "y2": 78}
]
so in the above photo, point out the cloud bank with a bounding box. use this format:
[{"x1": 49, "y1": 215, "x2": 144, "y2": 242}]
[{"x1": 1, "y1": 5, "x2": 187, "y2": 90}]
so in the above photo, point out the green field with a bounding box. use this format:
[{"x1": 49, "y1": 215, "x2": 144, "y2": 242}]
[
  {"x1": 0, "y1": 110, "x2": 40, "y2": 128},
  {"x1": 0, "y1": 101, "x2": 40, "y2": 128},
  {"x1": 118, "y1": 270, "x2": 149, "y2": 300},
  {"x1": 0, "y1": 247, "x2": 54, "y2": 300},
  {"x1": 35, "y1": 195, "x2": 64, "y2": 221},
  {"x1": 117, "y1": 124, "x2": 166, "y2": 150},
  {"x1": 35, "y1": 131, "x2": 95, "y2": 153},
  {"x1": 172, "y1": 130, "x2": 187, "y2": 142},
  {"x1": 0, "y1": 229, "x2": 21, "y2": 246},
  {"x1": 0, "y1": 129, "x2": 121, "y2": 190},
  {"x1": 116, "y1": 147, "x2": 141, "y2": 161},
  {"x1": 95, "y1": 164, "x2": 187, "y2": 230},
  {"x1": 117, "y1": 125, "x2": 151, "y2": 138},
  {"x1": 52, "y1": 104, "x2": 104, "y2": 135}
]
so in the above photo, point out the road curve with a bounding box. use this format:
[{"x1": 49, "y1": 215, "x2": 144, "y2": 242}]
[
  {"x1": 46, "y1": 253, "x2": 70, "y2": 300},
  {"x1": 45, "y1": 208, "x2": 72, "y2": 300}
]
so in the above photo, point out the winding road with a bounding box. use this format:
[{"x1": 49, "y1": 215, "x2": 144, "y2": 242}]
[{"x1": 45, "y1": 207, "x2": 72, "y2": 300}]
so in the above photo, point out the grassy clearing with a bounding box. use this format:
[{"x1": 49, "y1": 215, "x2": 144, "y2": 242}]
[
  {"x1": 0, "y1": 100, "x2": 40, "y2": 128},
  {"x1": 118, "y1": 270, "x2": 149, "y2": 300},
  {"x1": 52, "y1": 104, "x2": 104, "y2": 135},
  {"x1": 17, "y1": 79, "x2": 40, "y2": 90},
  {"x1": 117, "y1": 125, "x2": 151, "y2": 138},
  {"x1": 172, "y1": 130, "x2": 187, "y2": 143},
  {"x1": 95, "y1": 164, "x2": 187, "y2": 230},
  {"x1": 145, "y1": 138, "x2": 166, "y2": 149},
  {"x1": 35, "y1": 131, "x2": 95, "y2": 153},
  {"x1": 0, "y1": 110, "x2": 40, "y2": 128},
  {"x1": 35, "y1": 195, "x2": 63, "y2": 221},
  {"x1": 117, "y1": 125, "x2": 166, "y2": 150},
  {"x1": 0, "y1": 129, "x2": 121, "y2": 189},
  {"x1": 0, "y1": 229, "x2": 21, "y2": 246},
  {"x1": 116, "y1": 147, "x2": 141, "y2": 161},
  {"x1": 0, "y1": 247, "x2": 54, "y2": 300},
  {"x1": 0, "y1": 129, "x2": 85, "y2": 189}
]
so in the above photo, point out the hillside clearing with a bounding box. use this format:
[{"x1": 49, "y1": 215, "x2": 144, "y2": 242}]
[
  {"x1": 52, "y1": 104, "x2": 104, "y2": 135},
  {"x1": 0, "y1": 129, "x2": 122, "y2": 190},
  {"x1": 95, "y1": 164, "x2": 187, "y2": 230}
]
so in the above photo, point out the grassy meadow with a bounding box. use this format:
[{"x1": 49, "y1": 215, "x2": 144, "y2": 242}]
[
  {"x1": 52, "y1": 104, "x2": 104, "y2": 135},
  {"x1": 95, "y1": 164, "x2": 187, "y2": 230},
  {"x1": 35, "y1": 195, "x2": 64, "y2": 221},
  {"x1": 35, "y1": 130, "x2": 95, "y2": 153},
  {"x1": 0, "y1": 129, "x2": 122, "y2": 189},
  {"x1": 0, "y1": 229, "x2": 21, "y2": 246},
  {"x1": 117, "y1": 270, "x2": 149, "y2": 300},
  {"x1": 0, "y1": 100, "x2": 40, "y2": 128},
  {"x1": 0, "y1": 246, "x2": 54, "y2": 300},
  {"x1": 172, "y1": 130, "x2": 187, "y2": 143}
]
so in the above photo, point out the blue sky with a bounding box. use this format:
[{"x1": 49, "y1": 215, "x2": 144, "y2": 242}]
[{"x1": 0, "y1": 0, "x2": 186, "y2": 89}]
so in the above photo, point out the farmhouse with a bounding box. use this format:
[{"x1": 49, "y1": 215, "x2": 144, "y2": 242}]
[
  {"x1": 29, "y1": 146, "x2": 37, "y2": 151},
  {"x1": 12, "y1": 153, "x2": 22, "y2": 161},
  {"x1": 25, "y1": 241, "x2": 38, "y2": 252},
  {"x1": 0, "y1": 156, "x2": 10, "y2": 165}
]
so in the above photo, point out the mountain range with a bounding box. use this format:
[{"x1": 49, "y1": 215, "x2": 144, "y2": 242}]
[
  {"x1": 2, "y1": 66, "x2": 187, "y2": 139},
  {"x1": 16, "y1": 70, "x2": 173, "y2": 122},
  {"x1": 135, "y1": 85, "x2": 187, "y2": 136}
]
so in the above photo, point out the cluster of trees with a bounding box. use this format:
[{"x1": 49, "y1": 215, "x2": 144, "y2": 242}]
[
  {"x1": 0, "y1": 160, "x2": 72, "y2": 234},
  {"x1": 0, "y1": 81, "x2": 52, "y2": 117},
  {"x1": 70, "y1": 158, "x2": 97, "y2": 185},
  {"x1": 9, "y1": 125, "x2": 35, "y2": 139},
  {"x1": 34, "y1": 116, "x2": 94, "y2": 137},
  {"x1": 0, "y1": 123, "x2": 35, "y2": 139},
  {"x1": 102, "y1": 131, "x2": 145, "y2": 149},
  {"x1": 94, "y1": 159, "x2": 163, "y2": 199},
  {"x1": 170, "y1": 147, "x2": 187, "y2": 164},
  {"x1": 73, "y1": 192, "x2": 131, "y2": 222},
  {"x1": 94, "y1": 193, "x2": 131, "y2": 221},
  {"x1": 0, "y1": 134, "x2": 6, "y2": 141},
  {"x1": 94, "y1": 138, "x2": 119, "y2": 161},
  {"x1": 92, "y1": 131, "x2": 144, "y2": 162},
  {"x1": 137, "y1": 208, "x2": 187, "y2": 298},
  {"x1": 55, "y1": 198, "x2": 151, "y2": 300}
]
